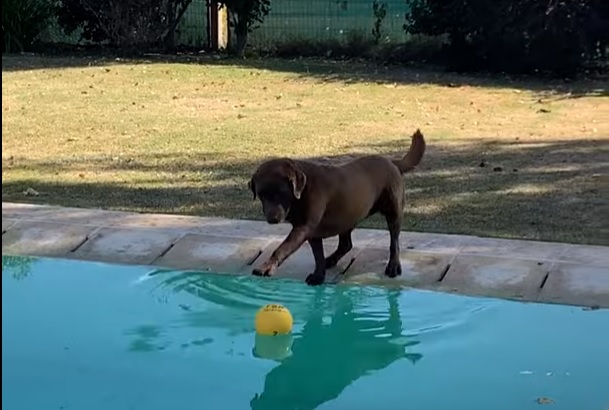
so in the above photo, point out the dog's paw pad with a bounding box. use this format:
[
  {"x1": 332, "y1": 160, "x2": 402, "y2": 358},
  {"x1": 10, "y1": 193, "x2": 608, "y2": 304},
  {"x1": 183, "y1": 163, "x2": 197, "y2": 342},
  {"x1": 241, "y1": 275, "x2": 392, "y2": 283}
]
[
  {"x1": 252, "y1": 269, "x2": 269, "y2": 277},
  {"x1": 384, "y1": 263, "x2": 402, "y2": 278},
  {"x1": 305, "y1": 273, "x2": 325, "y2": 286}
]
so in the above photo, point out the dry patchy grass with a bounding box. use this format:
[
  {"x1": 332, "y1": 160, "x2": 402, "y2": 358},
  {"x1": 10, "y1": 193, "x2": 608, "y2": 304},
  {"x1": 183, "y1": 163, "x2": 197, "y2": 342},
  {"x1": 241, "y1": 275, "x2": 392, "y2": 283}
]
[{"x1": 2, "y1": 55, "x2": 608, "y2": 245}]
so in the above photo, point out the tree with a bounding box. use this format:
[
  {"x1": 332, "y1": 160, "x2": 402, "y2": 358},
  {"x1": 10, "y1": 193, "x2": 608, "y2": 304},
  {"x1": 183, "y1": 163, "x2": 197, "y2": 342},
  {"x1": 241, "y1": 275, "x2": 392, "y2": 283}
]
[
  {"x1": 2, "y1": 0, "x2": 56, "y2": 53},
  {"x1": 218, "y1": 0, "x2": 271, "y2": 57},
  {"x1": 57, "y1": 0, "x2": 193, "y2": 51},
  {"x1": 404, "y1": 0, "x2": 600, "y2": 76}
]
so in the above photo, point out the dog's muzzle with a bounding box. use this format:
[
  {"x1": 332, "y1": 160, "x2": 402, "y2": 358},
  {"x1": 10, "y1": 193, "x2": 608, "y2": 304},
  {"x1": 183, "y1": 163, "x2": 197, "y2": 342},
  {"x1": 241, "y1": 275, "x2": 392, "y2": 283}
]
[
  {"x1": 266, "y1": 215, "x2": 281, "y2": 224},
  {"x1": 264, "y1": 205, "x2": 286, "y2": 224}
]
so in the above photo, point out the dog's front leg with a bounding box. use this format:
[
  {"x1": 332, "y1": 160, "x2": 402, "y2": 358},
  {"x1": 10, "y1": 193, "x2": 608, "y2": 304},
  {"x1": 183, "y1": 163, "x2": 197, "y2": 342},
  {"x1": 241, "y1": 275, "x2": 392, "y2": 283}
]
[
  {"x1": 305, "y1": 237, "x2": 326, "y2": 286},
  {"x1": 252, "y1": 225, "x2": 311, "y2": 277}
]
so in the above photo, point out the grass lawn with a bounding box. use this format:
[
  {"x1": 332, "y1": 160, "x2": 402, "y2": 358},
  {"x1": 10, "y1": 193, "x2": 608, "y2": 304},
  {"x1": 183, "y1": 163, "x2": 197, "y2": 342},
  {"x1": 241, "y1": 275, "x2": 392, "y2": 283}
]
[{"x1": 2, "y1": 54, "x2": 608, "y2": 245}]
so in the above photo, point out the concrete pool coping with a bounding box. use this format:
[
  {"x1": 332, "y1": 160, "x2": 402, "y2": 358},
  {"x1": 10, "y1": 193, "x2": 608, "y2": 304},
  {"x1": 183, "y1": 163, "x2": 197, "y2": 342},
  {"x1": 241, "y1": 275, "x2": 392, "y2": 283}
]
[{"x1": 2, "y1": 202, "x2": 608, "y2": 308}]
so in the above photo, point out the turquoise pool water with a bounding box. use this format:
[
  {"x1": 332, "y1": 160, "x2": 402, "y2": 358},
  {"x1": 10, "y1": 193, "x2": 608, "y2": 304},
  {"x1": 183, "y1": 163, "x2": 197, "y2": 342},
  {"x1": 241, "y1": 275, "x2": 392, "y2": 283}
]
[{"x1": 2, "y1": 255, "x2": 608, "y2": 410}]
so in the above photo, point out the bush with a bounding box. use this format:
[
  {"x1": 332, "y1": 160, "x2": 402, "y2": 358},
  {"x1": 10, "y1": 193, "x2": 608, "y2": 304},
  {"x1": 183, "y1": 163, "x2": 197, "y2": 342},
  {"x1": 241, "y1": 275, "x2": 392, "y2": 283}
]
[
  {"x1": 405, "y1": 0, "x2": 604, "y2": 76},
  {"x1": 272, "y1": 32, "x2": 374, "y2": 60},
  {"x1": 56, "y1": 0, "x2": 194, "y2": 51},
  {"x1": 2, "y1": 0, "x2": 56, "y2": 53}
]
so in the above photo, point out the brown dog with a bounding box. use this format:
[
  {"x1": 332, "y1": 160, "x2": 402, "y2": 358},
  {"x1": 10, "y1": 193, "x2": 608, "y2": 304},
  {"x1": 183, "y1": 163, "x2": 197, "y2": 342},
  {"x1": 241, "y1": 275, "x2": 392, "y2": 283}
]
[{"x1": 248, "y1": 129, "x2": 426, "y2": 286}]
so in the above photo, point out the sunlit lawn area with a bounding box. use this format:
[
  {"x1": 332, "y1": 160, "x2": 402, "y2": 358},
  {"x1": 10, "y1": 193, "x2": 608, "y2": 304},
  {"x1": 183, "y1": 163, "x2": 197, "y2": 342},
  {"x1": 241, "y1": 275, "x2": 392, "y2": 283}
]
[{"x1": 2, "y1": 55, "x2": 607, "y2": 245}]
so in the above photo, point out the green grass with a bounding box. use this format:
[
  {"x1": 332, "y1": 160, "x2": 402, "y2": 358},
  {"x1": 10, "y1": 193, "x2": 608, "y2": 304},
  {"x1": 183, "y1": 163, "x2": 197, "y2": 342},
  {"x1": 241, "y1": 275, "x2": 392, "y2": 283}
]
[{"x1": 2, "y1": 54, "x2": 608, "y2": 245}]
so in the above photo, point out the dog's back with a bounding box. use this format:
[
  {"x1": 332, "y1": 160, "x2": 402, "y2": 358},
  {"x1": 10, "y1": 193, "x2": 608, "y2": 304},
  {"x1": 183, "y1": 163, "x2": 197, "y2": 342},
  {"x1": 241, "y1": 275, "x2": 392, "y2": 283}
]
[{"x1": 294, "y1": 130, "x2": 426, "y2": 235}]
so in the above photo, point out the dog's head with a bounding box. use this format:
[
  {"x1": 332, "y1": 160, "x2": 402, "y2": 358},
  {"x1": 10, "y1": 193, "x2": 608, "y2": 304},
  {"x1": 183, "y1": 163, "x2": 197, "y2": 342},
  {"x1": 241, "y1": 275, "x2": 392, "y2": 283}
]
[{"x1": 248, "y1": 159, "x2": 307, "y2": 224}]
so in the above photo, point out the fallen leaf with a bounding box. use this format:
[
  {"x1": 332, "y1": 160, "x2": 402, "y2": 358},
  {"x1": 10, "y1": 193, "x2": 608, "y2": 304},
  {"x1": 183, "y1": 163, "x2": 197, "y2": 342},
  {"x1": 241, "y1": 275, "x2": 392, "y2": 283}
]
[
  {"x1": 536, "y1": 397, "x2": 554, "y2": 405},
  {"x1": 23, "y1": 188, "x2": 40, "y2": 196}
]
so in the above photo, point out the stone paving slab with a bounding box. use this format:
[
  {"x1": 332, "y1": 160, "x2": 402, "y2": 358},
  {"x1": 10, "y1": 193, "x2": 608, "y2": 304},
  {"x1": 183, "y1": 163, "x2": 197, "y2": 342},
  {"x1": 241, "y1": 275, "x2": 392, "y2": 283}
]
[
  {"x1": 342, "y1": 248, "x2": 454, "y2": 288},
  {"x1": 251, "y1": 239, "x2": 354, "y2": 283},
  {"x1": 457, "y1": 236, "x2": 569, "y2": 261},
  {"x1": 367, "y1": 231, "x2": 466, "y2": 254},
  {"x1": 439, "y1": 254, "x2": 549, "y2": 301},
  {"x1": 188, "y1": 218, "x2": 292, "y2": 239},
  {"x1": 2, "y1": 218, "x2": 17, "y2": 232},
  {"x1": 3, "y1": 202, "x2": 608, "y2": 308},
  {"x1": 2, "y1": 220, "x2": 97, "y2": 257},
  {"x1": 154, "y1": 233, "x2": 275, "y2": 273},
  {"x1": 558, "y1": 244, "x2": 609, "y2": 268},
  {"x1": 249, "y1": 231, "x2": 388, "y2": 283},
  {"x1": 71, "y1": 227, "x2": 181, "y2": 266},
  {"x1": 2, "y1": 203, "x2": 62, "y2": 220},
  {"x1": 539, "y1": 262, "x2": 609, "y2": 307},
  {"x1": 29, "y1": 207, "x2": 138, "y2": 227}
]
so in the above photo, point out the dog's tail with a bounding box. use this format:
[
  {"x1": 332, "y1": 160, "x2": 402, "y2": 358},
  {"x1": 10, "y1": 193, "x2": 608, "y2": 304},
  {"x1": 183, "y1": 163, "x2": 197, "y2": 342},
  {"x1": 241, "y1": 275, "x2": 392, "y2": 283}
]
[{"x1": 392, "y1": 129, "x2": 426, "y2": 174}]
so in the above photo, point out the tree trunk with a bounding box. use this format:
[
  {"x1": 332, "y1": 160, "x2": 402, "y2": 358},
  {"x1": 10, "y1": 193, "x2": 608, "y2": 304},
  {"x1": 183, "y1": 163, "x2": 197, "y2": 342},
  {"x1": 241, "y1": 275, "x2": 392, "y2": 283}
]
[
  {"x1": 235, "y1": 30, "x2": 248, "y2": 57},
  {"x1": 233, "y1": 16, "x2": 248, "y2": 58}
]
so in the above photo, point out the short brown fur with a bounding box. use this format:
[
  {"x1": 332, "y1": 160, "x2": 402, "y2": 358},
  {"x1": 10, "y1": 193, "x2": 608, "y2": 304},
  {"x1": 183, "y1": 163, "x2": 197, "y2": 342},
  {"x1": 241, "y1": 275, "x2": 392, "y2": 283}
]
[{"x1": 249, "y1": 129, "x2": 426, "y2": 285}]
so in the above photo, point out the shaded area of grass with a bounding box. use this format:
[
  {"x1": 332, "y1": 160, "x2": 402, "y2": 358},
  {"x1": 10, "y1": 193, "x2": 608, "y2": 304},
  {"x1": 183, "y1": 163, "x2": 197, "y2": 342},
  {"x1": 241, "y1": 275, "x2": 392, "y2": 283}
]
[
  {"x1": 2, "y1": 54, "x2": 607, "y2": 99},
  {"x1": 3, "y1": 139, "x2": 607, "y2": 245}
]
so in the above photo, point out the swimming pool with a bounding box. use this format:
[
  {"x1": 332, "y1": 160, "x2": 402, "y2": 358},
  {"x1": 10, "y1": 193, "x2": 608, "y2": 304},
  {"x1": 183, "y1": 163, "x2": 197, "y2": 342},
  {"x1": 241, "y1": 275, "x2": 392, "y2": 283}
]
[{"x1": 2, "y1": 255, "x2": 608, "y2": 410}]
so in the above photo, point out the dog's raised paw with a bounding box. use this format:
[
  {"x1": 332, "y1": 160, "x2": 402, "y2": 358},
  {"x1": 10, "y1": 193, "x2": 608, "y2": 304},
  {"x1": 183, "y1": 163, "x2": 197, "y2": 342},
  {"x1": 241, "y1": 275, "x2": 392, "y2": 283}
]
[
  {"x1": 252, "y1": 268, "x2": 270, "y2": 277},
  {"x1": 305, "y1": 273, "x2": 325, "y2": 286},
  {"x1": 384, "y1": 261, "x2": 402, "y2": 278}
]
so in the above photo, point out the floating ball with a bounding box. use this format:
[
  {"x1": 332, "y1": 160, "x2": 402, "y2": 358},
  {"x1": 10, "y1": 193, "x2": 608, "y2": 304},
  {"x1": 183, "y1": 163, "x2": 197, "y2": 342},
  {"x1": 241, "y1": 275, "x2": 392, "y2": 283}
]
[{"x1": 255, "y1": 304, "x2": 293, "y2": 336}]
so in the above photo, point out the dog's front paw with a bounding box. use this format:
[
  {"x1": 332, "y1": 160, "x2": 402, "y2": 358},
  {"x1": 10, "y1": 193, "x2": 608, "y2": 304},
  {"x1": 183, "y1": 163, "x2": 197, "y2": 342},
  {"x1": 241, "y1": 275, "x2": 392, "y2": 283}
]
[
  {"x1": 252, "y1": 260, "x2": 277, "y2": 277},
  {"x1": 384, "y1": 260, "x2": 402, "y2": 278},
  {"x1": 305, "y1": 273, "x2": 325, "y2": 286}
]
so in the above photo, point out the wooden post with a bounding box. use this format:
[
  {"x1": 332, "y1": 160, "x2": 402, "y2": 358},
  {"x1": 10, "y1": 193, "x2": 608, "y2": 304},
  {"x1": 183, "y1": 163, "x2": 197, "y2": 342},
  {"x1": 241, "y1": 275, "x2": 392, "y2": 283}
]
[{"x1": 208, "y1": 1, "x2": 229, "y2": 51}]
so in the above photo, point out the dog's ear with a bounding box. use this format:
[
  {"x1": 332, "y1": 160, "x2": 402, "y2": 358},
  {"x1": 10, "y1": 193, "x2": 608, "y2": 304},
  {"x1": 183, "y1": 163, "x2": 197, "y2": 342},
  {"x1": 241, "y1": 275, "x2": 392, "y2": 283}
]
[
  {"x1": 287, "y1": 163, "x2": 307, "y2": 199},
  {"x1": 248, "y1": 177, "x2": 256, "y2": 200}
]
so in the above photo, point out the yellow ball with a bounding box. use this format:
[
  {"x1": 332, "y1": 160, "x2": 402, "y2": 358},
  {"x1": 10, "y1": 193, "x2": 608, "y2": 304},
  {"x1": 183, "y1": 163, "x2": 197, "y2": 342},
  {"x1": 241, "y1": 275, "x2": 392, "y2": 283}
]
[{"x1": 255, "y1": 304, "x2": 293, "y2": 336}]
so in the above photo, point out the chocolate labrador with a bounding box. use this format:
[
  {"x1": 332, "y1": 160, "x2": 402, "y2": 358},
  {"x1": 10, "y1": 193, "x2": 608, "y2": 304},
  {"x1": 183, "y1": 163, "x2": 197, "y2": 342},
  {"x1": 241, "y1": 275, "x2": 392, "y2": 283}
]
[{"x1": 248, "y1": 129, "x2": 426, "y2": 286}]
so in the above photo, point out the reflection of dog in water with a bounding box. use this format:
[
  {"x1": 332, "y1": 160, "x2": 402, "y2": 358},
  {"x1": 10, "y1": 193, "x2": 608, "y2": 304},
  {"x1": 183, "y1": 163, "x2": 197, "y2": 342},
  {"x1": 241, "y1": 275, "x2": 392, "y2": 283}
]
[{"x1": 250, "y1": 289, "x2": 423, "y2": 410}]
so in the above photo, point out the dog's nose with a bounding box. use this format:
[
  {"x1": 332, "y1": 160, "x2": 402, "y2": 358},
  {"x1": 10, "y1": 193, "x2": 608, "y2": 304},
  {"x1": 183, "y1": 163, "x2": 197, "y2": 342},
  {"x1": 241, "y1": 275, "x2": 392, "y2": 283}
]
[{"x1": 266, "y1": 216, "x2": 280, "y2": 224}]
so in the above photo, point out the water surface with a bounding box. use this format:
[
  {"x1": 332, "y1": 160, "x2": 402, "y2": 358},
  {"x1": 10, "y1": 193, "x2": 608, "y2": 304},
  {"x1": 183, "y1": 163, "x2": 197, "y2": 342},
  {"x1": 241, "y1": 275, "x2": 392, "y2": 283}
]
[{"x1": 2, "y1": 255, "x2": 608, "y2": 410}]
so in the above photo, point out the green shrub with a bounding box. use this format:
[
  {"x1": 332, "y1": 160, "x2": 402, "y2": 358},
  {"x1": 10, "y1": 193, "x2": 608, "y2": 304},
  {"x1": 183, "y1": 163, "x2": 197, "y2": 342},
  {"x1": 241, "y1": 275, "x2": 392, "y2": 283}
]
[
  {"x1": 56, "y1": 0, "x2": 194, "y2": 51},
  {"x1": 404, "y1": 0, "x2": 606, "y2": 77},
  {"x1": 2, "y1": 0, "x2": 56, "y2": 53}
]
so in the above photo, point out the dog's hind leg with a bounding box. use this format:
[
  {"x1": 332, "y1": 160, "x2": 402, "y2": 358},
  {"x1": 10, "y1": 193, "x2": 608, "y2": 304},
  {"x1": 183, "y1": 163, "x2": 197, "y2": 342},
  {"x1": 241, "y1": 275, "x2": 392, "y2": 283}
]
[
  {"x1": 380, "y1": 189, "x2": 403, "y2": 278},
  {"x1": 306, "y1": 237, "x2": 327, "y2": 286},
  {"x1": 324, "y1": 230, "x2": 353, "y2": 269}
]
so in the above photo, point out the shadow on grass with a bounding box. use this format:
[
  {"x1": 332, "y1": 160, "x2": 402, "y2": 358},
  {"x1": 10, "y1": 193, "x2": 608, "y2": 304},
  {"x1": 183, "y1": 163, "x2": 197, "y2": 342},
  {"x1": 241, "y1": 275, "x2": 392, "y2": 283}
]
[
  {"x1": 2, "y1": 53, "x2": 607, "y2": 99},
  {"x1": 3, "y1": 138, "x2": 607, "y2": 245}
]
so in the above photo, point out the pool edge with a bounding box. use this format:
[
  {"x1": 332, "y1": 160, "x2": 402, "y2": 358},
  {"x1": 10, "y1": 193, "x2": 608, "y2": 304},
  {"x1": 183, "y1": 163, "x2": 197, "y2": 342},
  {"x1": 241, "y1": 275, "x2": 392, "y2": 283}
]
[{"x1": 3, "y1": 202, "x2": 608, "y2": 308}]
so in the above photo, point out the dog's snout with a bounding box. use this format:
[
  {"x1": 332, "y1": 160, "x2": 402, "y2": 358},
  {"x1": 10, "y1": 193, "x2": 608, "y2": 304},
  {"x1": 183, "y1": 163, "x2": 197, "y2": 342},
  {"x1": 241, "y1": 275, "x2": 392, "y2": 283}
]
[
  {"x1": 266, "y1": 215, "x2": 281, "y2": 224},
  {"x1": 263, "y1": 204, "x2": 285, "y2": 224}
]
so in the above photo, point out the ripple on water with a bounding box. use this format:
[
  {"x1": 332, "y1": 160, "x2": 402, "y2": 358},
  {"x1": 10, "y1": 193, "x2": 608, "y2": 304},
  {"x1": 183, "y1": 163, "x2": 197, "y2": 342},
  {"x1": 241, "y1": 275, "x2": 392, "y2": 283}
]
[{"x1": 141, "y1": 268, "x2": 500, "y2": 346}]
